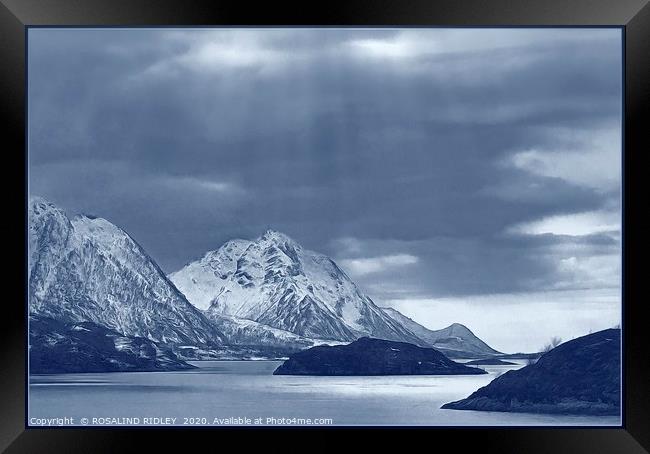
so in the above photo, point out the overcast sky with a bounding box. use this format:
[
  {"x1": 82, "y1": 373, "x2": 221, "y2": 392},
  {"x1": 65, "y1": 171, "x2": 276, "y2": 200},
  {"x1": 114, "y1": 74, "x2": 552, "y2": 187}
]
[{"x1": 28, "y1": 28, "x2": 622, "y2": 352}]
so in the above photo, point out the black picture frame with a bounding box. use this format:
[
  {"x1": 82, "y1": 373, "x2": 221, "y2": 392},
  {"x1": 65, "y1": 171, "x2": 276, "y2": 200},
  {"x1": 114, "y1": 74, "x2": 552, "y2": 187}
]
[{"x1": 2, "y1": 0, "x2": 648, "y2": 452}]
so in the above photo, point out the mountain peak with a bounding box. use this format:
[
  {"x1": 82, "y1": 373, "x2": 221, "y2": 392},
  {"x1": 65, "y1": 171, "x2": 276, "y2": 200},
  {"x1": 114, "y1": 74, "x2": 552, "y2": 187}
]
[
  {"x1": 29, "y1": 195, "x2": 66, "y2": 217},
  {"x1": 72, "y1": 214, "x2": 130, "y2": 244},
  {"x1": 444, "y1": 323, "x2": 473, "y2": 334},
  {"x1": 449, "y1": 322, "x2": 469, "y2": 329},
  {"x1": 259, "y1": 229, "x2": 296, "y2": 244},
  {"x1": 29, "y1": 195, "x2": 53, "y2": 207}
]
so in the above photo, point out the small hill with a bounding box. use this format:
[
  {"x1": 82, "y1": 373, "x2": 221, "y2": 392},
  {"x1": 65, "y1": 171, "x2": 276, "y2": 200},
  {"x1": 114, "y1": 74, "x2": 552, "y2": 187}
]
[
  {"x1": 442, "y1": 329, "x2": 620, "y2": 415},
  {"x1": 464, "y1": 358, "x2": 516, "y2": 366},
  {"x1": 273, "y1": 337, "x2": 488, "y2": 376}
]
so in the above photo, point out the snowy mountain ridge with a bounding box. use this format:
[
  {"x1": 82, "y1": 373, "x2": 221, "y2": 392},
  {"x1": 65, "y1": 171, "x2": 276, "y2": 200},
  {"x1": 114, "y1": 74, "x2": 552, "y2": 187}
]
[
  {"x1": 28, "y1": 197, "x2": 340, "y2": 352},
  {"x1": 29, "y1": 196, "x2": 499, "y2": 359}
]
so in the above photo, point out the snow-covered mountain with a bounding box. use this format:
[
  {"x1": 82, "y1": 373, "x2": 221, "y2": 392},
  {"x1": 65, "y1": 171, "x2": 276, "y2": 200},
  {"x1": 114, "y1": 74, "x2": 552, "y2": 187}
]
[
  {"x1": 28, "y1": 196, "x2": 224, "y2": 346},
  {"x1": 169, "y1": 230, "x2": 423, "y2": 345},
  {"x1": 381, "y1": 307, "x2": 502, "y2": 358}
]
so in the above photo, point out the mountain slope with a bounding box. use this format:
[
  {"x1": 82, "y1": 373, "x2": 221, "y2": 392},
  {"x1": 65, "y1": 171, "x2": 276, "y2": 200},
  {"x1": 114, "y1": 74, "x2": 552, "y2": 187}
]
[
  {"x1": 442, "y1": 329, "x2": 621, "y2": 415},
  {"x1": 29, "y1": 315, "x2": 196, "y2": 373},
  {"x1": 273, "y1": 337, "x2": 488, "y2": 376},
  {"x1": 381, "y1": 307, "x2": 501, "y2": 358},
  {"x1": 204, "y1": 312, "x2": 334, "y2": 349},
  {"x1": 170, "y1": 230, "x2": 423, "y2": 345},
  {"x1": 28, "y1": 197, "x2": 224, "y2": 346}
]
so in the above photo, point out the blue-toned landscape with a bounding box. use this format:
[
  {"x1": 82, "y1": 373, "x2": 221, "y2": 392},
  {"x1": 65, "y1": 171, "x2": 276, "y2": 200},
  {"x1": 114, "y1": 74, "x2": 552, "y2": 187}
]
[
  {"x1": 28, "y1": 197, "x2": 621, "y2": 425},
  {"x1": 28, "y1": 28, "x2": 622, "y2": 426}
]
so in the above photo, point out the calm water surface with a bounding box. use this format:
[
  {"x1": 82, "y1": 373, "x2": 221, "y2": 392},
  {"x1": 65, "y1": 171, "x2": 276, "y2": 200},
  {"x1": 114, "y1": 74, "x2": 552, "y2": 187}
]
[{"x1": 29, "y1": 360, "x2": 620, "y2": 426}]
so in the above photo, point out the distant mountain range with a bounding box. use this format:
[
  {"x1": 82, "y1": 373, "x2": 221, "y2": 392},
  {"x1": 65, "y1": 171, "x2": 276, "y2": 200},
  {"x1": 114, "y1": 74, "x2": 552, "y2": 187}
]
[
  {"x1": 380, "y1": 308, "x2": 501, "y2": 358},
  {"x1": 28, "y1": 197, "x2": 502, "y2": 370},
  {"x1": 442, "y1": 328, "x2": 621, "y2": 415}
]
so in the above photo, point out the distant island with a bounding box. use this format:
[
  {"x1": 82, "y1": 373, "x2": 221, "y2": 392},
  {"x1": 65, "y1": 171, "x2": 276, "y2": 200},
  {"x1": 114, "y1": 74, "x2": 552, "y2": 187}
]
[
  {"x1": 464, "y1": 358, "x2": 516, "y2": 366},
  {"x1": 273, "y1": 337, "x2": 488, "y2": 376},
  {"x1": 442, "y1": 328, "x2": 620, "y2": 415}
]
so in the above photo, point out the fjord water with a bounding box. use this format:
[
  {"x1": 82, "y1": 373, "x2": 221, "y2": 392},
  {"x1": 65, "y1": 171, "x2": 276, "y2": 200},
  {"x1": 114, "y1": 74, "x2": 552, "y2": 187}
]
[{"x1": 29, "y1": 361, "x2": 619, "y2": 426}]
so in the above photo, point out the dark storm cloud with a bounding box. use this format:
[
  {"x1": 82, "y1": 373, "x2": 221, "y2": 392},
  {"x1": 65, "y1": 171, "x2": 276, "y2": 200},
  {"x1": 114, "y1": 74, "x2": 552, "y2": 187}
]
[{"x1": 28, "y1": 28, "x2": 622, "y2": 300}]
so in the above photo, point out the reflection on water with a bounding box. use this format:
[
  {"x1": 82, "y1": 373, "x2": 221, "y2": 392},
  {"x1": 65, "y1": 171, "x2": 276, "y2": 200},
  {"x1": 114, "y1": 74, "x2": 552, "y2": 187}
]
[{"x1": 29, "y1": 360, "x2": 621, "y2": 426}]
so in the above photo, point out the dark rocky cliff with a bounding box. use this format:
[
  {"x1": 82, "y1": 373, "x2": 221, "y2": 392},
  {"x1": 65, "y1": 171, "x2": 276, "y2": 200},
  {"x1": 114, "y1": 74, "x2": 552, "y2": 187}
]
[{"x1": 442, "y1": 328, "x2": 620, "y2": 415}]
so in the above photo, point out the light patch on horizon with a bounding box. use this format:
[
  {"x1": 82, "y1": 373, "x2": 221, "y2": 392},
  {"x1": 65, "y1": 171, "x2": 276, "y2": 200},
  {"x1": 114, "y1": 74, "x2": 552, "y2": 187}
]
[
  {"x1": 507, "y1": 210, "x2": 620, "y2": 237},
  {"x1": 384, "y1": 288, "x2": 621, "y2": 353},
  {"x1": 339, "y1": 254, "x2": 419, "y2": 276}
]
